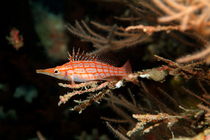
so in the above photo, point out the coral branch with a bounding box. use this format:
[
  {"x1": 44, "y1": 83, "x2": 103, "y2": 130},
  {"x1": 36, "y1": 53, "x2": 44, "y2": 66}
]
[
  {"x1": 176, "y1": 45, "x2": 210, "y2": 64},
  {"x1": 125, "y1": 25, "x2": 181, "y2": 35},
  {"x1": 153, "y1": 0, "x2": 210, "y2": 34},
  {"x1": 127, "y1": 113, "x2": 179, "y2": 137},
  {"x1": 58, "y1": 81, "x2": 98, "y2": 89},
  {"x1": 71, "y1": 89, "x2": 110, "y2": 113},
  {"x1": 67, "y1": 21, "x2": 148, "y2": 54},
  {"x1": 58, "y1": 81, "x2": 110, "y2": 106}
]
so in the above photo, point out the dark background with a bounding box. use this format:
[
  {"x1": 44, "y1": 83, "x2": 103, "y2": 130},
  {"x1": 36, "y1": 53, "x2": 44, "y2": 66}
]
[
  {"x1": 1, "y1": 0, "x2": 208, "y2": 139},
  {"x1": 0, "y1": 0, "x2": 122, "y2": 139}
]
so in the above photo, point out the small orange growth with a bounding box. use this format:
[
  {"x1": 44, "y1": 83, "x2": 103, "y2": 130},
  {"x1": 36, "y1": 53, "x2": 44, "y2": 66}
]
[{"x1": 6, "y1": 28, "x2": 24, "y2": 50}]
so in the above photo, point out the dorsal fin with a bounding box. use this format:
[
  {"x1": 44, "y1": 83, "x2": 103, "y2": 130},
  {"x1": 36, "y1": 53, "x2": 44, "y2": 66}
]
[
  {"x1": 68, "y1": 48, "x2": 98, "y2": 61},
  {"x1": 67, "y1": 48, "x2": 122, "y2": 67}
]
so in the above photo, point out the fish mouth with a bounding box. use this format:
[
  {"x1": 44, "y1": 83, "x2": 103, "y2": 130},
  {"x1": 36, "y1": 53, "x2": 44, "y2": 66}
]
[
  {"x1": 36, "y1": 69, "x2": 45, "y2": 74},
  {"x1": 36, "y1": 69, "x2": 53, "y2": 76},
  {"x1": 36, "y1": 69, "x2": 56, "y2": 79}
]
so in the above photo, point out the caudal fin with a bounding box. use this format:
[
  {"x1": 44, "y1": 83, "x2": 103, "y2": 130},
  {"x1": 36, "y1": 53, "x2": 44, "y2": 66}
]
[{"x1": 122, "y1": 60, "x2": 132, "y2": 74}]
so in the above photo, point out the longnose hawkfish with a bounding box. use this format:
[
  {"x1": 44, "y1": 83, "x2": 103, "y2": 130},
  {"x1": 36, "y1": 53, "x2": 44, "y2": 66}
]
[
  {"x1": 36, "y1": 50, "x2": 132, "y2": 106},
  {"x1": 36, "y1": 50, "x2": 131, "y2": 83}
]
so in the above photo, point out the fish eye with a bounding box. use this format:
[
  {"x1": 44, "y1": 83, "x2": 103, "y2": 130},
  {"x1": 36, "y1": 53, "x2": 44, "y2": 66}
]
[{"x1": 54, "y1": 69, "x2": 59, "y2": 74}]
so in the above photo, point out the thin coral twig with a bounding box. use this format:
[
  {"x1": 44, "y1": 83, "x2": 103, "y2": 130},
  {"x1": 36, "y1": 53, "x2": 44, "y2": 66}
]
[
  {"x1": 182, "y1": 87, "x2": 210, "y2": 106},
  {"x1": 58, "y1": 81, "x2": 110, "y2": 106},
  {"x1": 106, "y1": 122, "x2": 129, "y2": 140},
  {"x1": 125, "y1": 25, "x2": 181, "y2": 35},
  {"x1": 71, "y1": 89, "x2": 110, "y2": 113},
  {"x1": 58, "y1": 81, "x2": 98, "y2": 89},
  {"x1": 101, "y1": 117, "x2": 129, "y2": 123},
  {"x1": 176, "y1": 46, "x2": 210, "y2": 64}
]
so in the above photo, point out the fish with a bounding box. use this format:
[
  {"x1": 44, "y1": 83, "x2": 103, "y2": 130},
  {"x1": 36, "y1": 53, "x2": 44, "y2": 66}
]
[{"x1": 36, "y1": 51, "x2": 132, "y2": 83}]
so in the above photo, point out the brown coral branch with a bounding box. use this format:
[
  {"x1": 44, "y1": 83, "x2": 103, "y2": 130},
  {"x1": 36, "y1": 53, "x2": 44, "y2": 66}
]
[
  {"x1": 106, "y1": 122, "x2": 129, "y2": 140},
  {"x1": 153, "y1": 0, "x2": 176, "y2": 16},
  {"x1": 101, "y1": 117, "x2": 129, "y2": 123},
  {"x1": 105, "y1": 93, "x2": 140, "y2": 113},
  {"x1": 71, "y1": 89, "x2": 110, "y2": 113},
  {"x1": 176, "y1": 45, "x2": 210, "y2": 64},
  {"x1": 162, "y1": 0, "x2": 186, "y2": 11},
  {"x1": 182, "y1": 87, "x2": 210, "y2": 106},
  {"x1": 154, "y1": 55, "x2": 210, "y2": 80},
  {"x1": 58, "y1": 81, "x2": 98, "y2": 89},
  {"x1": 127, "y1": 113, "x2": 179, "y2": 137},
  {"x1": 67, "y1": 21, "x2": 148, "y2": 54},
  {"x1": 153, "y1": 0, "x2": 210, "y2": 34},
  {"x1": 58, "y1": 81, "x2": 111, "y2": 106},
  {"x1": 125, "y1": 25, "x2": 181, "y2": 35},
  {"x1": 108, "y1": 102, "x2": 136, "y2": 125},
  {"x1": 140, "y1": 81, "x2": 175, "y2": 114}
]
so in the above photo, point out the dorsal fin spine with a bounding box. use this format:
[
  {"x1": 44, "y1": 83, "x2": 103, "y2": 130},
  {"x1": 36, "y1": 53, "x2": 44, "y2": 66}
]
[
  {"x1": 72, "y1": 48, "x2": 75, "y2": 61},
  {"x1": 68, "y1": 49, "x2": 101, "y2": 62}
]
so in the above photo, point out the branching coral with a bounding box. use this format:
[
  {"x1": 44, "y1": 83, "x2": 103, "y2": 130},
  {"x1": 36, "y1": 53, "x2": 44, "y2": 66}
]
[
  {"x1": 121, "y1": 0, "x2": 210, "y2": 64},
  {"x1": 125, "y1": 24, "x2": 181, "y2": 35},
  {"x1": 176, "y1": 44, "x2": 210, "y2": 64},
  {"x1": 171, "y1": 128, "x2": 210, "y2": 140},
  {"x1": 128, "y1": 55, "x2": 210, "y2": 82},
  {"x1": 64, "y1": 15, "x2": 210, "y2": 137},
  {"x1": 153, "y1": 0, "x2": 210, "y2": 34},
  {"x1": 58, "y1": 80, "x2": 126, "y2": 113},
  {"x1": 150, "y1": 0, "x2": 210, "y2": 64},
  {"x1": 67, "y1": 21, "x2": 148, "y2": 54},
  {"x1": 66, "y1": 0, "x2": 210, "y2": 64},
  {"x1": 101, "y1": 80, "x2": 210, "y2": 139},
  {"x1": 47, "y1": 0, "x2": 210, "y2": 138},
  {"x1": 127, "y1": 113, "x2": 179, "y2": 137}
]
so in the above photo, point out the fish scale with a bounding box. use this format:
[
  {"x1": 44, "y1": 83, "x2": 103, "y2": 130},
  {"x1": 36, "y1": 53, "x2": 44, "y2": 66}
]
[{"x1": 67, "y1": 61, "x2": 126, "y2": 81}]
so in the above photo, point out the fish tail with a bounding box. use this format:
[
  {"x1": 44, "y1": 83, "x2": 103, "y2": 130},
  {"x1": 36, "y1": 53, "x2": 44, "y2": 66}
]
[{"x1": 122, "y1": 60, "x2": 132, "y2": 74}]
